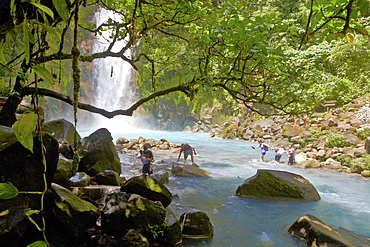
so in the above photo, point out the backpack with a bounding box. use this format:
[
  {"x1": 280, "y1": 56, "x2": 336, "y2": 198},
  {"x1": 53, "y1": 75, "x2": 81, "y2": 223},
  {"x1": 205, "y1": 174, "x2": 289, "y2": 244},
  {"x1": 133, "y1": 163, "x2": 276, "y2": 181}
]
[
  {"x1": 182, "y1": 143, "x2": 191, "y2": 151},
  {"x1": 263, "y1": 144, "x2": 268, "y2": 151}
]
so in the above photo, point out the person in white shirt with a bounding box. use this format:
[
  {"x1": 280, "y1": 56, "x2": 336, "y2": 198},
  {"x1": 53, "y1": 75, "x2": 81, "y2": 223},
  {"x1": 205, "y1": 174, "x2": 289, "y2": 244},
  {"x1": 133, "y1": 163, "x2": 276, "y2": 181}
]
[{"x1": 274, "y1": 147, "x2": 286, "y2": 162}]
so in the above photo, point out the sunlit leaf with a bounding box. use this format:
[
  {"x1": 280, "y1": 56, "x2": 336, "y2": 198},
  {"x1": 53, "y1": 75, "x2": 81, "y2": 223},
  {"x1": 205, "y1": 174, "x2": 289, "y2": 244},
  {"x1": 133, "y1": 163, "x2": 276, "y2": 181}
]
[
  {"x1": 12, "y1": 112, "x2": 38, "y2": 153},
  {"x1": 32, "y1": 65, "x2": 55, "y2": 85},
  {"x1": 29, "y1": 1, "x2": 54, "y2": 19},
  {"x1": 0, "y1": 182, "x2": 19, "y2": 199},
  {"x1": 27, "y1": 241, "x2": 47, "y2": 247},
  {"x1": 345, "y1": 33, "x2": 354, "y2": 42},
  {"x1": 52, "y1": 0, "x2": 69, "y2": 21},
  {"x1": 25, "y1": 210, "x2": 40, "y2": 217}
]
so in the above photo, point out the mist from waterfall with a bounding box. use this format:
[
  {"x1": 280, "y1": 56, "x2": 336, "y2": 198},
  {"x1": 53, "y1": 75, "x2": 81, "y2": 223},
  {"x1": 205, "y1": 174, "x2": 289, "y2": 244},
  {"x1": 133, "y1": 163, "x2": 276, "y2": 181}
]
[{"x1": 89, "y1": 8, "x2": 138, "y2": 134}]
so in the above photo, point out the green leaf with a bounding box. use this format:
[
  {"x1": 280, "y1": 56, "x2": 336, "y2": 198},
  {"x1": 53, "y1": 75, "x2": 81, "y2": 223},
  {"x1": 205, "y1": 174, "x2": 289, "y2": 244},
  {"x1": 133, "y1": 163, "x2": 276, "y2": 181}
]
[
  {"x1": 32, "y1": 65, "x2": 55, "y2": 85},
  {"x1": 52, "y1": 0, "x2": 69, "y2": 21},
  {"x1": 12, "y1": 112, "x2": 38, "y2": 153},
  {"x1": 0, "y1": 182, "x2": 19, "y2": 199},
  {"x1": 345, "y1": 33, "x2": 354, "y2": 42},
  {"x1": 25, "y1": 210, "x2": 40, "y2": 217},
  {"x1": 41, "y1": 23, "x2": 60, "y2": 39},
  {"x1": 27, "y1": 241, "x2": 47, "y2": 247},
  {"x1": 29, "y1": 1, "x2": 54, "y2": 19}
]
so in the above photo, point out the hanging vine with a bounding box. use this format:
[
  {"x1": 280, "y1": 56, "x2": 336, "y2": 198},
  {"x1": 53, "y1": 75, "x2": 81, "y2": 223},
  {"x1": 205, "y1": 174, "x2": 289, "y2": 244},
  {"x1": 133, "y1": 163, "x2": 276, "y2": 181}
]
[{"x1": 72, "y1": 0, "x2": 81, "y2": 168}]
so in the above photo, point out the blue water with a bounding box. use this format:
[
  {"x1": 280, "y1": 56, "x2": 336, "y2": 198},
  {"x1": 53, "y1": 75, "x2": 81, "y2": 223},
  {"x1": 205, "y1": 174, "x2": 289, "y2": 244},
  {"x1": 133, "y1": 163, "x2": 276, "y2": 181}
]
[{"x1": 80, "y1": 129, "x2": 370, "y2": 246}]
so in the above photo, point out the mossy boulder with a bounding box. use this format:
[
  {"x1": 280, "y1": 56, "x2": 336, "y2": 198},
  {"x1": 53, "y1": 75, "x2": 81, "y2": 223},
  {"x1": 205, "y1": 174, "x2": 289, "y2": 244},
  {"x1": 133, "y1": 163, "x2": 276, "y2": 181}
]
[
  {"x1": 172, "y1": 163, "x2": 210, "y2": 177},
  {"x1": 100, "y1": 192, "x2": 167, "y2": 238},
  {"x1": 116, "y1": 229, "x2": 149, "y2": 247},
  {"x1": 121, "y1": 174, "x2": 173, "y2": 208},
  {"x1": 179, "y1": 211, "x2": 214, "y2": 240},
  {"x1": 361, "y1": 170, "x2": 370, "y2": 177},
  {"x1": 43, "y1": 118, "x2": 81, "y2": 145},
  {"x1": 53, "y1": 155, "x2": 78, "y2": 187},
  {"x1": 236, "y1": 169, "x2": 320, "y2": 202},
  {"x1": 92, "y1": 170, "x2": 121, "y2": 186},
  {"x1": 51, "y1": 183, "x2": 100, "y2": 241},
  {"x1": 43, "y1": 118, "x2": 80, "y2": 159},
  {"x1": 77, "y1": 128, "x2": 121, "y2": 176},
  {"x1": 288, "y1": 214, "x2": 370, "y2": 246},
  {"x1": 160, "y1": 207, "x2": 183, "y2": 246}
]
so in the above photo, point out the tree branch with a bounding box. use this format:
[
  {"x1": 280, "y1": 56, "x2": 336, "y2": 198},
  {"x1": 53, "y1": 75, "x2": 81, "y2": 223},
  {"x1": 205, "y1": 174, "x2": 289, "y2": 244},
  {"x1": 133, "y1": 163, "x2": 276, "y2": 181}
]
[{"x1": 23, "y1": 84, "x2": 190, "y2": 118}]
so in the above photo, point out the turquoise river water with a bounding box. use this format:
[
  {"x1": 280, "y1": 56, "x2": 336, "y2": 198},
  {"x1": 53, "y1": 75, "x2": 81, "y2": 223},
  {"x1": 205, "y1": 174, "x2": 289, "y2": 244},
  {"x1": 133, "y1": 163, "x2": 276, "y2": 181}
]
[{"x1": 80, "y1": 128, "x2": 370, "y2": 247}]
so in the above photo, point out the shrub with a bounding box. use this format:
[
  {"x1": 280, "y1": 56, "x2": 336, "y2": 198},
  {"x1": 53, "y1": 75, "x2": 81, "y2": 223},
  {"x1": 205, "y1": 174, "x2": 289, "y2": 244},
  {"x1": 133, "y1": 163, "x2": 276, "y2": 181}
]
[
  {"x1": 338, "y1": 156, "x2": 354, "y2": 167},
  {"x1": 359, "y1": 154, "x2": 370, "y2": 170},
  {"x1": 325, "y1": 133, "x2": 351, "y2": 148},
  {"x1": 308, "y1": 129, "x2": 323, "y2": 138},
  {"x1": 339, "y1": 155, "x2": 370, "y2": 170},
  {"x1": 356, "y1": 128, "x2": 370, "y2": 141},
  {"x1": 299, "y1": 136, "x2": 318, "y2": 148}
]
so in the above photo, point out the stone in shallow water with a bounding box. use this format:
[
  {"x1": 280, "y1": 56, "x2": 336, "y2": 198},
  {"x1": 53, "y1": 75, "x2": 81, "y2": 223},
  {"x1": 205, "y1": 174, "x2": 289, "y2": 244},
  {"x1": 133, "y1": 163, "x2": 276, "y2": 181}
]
[
  {"x1": 236, "y1": 169, "x2": 321, "y2": 202},
  {"x1": 288, "y1": 214, "x2": 370, "y2": 247},
  {"x1": 179, "y1": 211, "x2": 214, "y2": 240}
]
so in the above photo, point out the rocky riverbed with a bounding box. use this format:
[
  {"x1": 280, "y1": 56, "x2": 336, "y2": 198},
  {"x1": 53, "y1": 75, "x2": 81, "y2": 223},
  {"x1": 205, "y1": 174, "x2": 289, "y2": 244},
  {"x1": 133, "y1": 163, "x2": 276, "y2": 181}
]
[{"x1": 183, "y1": 95, "x2": 370, "y2": 178}]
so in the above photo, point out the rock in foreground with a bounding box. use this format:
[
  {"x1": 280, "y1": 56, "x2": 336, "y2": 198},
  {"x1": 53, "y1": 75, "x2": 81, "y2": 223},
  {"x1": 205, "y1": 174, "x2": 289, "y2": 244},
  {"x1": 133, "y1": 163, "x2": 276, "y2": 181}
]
[
  {"x1": 288, "y1": 214, "x2": 370, "y2": 246},
  {"x1": 236, "y1": 169, "x2": 321, "y2": 202},
  {"x1": 120, "y1": 174, "x2": 173, "y2": 208},
  {"x1": 180, "y1": 211, "x2": 214, "y2": 240}
]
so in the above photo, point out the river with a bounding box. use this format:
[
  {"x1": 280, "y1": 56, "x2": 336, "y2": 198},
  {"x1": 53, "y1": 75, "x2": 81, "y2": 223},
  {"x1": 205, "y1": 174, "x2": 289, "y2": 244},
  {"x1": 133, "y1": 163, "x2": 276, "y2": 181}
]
[{"x1": 81, "y1": 128, "x2": 370, "y2": 247}]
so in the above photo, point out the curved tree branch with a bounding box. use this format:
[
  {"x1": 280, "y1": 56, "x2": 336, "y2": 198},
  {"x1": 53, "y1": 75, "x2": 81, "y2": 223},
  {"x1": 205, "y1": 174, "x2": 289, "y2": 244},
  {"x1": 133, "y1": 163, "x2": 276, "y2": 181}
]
[{"x1": 23, "y1": 84, "x2": 190, "y2": 118}]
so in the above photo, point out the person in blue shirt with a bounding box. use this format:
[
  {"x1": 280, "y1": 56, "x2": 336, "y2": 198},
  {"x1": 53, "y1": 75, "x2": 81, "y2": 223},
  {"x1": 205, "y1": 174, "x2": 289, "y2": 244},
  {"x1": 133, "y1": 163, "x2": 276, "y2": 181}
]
[{"x1": 252, "y1": 140, "x2": 270, "y2": 162}]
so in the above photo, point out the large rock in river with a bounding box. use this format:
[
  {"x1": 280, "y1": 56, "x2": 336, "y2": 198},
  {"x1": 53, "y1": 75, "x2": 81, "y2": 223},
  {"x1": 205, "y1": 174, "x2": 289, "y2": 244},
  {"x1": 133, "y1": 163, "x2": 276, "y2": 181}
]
[
  {"x1": 288, "y1": 214, "x2": 370, "y2": 246},
  {"x1": 236, "y1": 169, "x2": 320, "y2": 202},
  {"x1": 172, "y1": 163, "x2": 210, "y2": 177},
  {"x1": 120, "y1": 174, "x2": 172, "y2": 208},
  {"x1": 179, "y1": 211, "x2": 214, "y2": 240},
  {"x1": 77, "y1": 128, "x2": 121, "y2": 176}
]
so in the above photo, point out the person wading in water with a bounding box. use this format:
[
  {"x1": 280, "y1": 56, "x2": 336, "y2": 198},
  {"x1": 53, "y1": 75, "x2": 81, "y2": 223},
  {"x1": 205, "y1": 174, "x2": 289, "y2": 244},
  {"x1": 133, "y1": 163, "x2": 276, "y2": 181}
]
[
  {"x1": 177, "y1": 143, "x2": 197, "y2": 165},
  {"x1": 139, "y1": 144, "x2": 154, "y2": 175}
]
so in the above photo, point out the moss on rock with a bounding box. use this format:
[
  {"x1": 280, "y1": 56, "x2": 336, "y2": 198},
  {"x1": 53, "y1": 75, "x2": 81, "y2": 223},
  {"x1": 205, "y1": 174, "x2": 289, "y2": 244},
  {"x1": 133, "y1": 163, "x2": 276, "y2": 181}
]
[{"x1": 236, "y1": 169, "x2": 320, "y2": 202}]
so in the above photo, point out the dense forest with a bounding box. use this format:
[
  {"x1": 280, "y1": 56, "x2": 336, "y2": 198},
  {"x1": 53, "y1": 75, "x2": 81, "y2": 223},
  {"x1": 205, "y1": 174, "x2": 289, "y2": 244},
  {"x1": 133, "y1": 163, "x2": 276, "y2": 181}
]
[{"x1": 0, "y1": 0, "x2": 369, "y2": 129}]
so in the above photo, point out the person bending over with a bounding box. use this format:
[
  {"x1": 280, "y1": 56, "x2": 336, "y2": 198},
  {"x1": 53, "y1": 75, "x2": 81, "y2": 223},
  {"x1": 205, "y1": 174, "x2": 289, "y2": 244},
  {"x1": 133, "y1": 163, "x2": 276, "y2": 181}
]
[{"x1": 177, "y1": 143, "x2": 197, "y2": 165}]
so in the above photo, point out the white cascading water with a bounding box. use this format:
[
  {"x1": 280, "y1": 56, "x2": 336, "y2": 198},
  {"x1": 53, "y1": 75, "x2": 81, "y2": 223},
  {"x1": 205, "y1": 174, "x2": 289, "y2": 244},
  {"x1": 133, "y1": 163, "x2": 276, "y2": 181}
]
[{"x1": 90, "y1": 8, "x2": 138, "y2": 133}]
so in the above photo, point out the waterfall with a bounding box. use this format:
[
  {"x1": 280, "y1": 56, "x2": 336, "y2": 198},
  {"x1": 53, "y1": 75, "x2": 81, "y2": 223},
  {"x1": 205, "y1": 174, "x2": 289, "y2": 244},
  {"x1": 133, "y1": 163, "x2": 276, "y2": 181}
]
[{"x1": 90, "y1": 8, "x2": 138, "y2": 133}]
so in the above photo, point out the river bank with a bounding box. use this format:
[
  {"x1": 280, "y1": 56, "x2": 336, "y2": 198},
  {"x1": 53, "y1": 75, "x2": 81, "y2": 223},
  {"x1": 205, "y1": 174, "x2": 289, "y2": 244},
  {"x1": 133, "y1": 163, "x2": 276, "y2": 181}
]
[{"x1": 183, "y1": 96, "x2": 370, "y2": 178}]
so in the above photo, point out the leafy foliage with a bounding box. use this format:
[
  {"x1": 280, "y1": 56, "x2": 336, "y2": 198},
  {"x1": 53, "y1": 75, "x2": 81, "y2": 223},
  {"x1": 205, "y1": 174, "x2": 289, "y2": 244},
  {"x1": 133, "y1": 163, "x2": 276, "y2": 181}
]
[
  {"x1": 325, "y1": 133, "x2": 352, "y2": 148},
  {"x1": 356, "y1": 128, "x2": 370, "y2": 141},
  {"x1": 0, "y1": 182, "x2": 18, "y2": 199},
  {"x1": 12, "y1": 112, "x2": 38, "y2": 153},
  {"x1": 0, "y1": 0, "x2": 369, "y2": 124}
]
